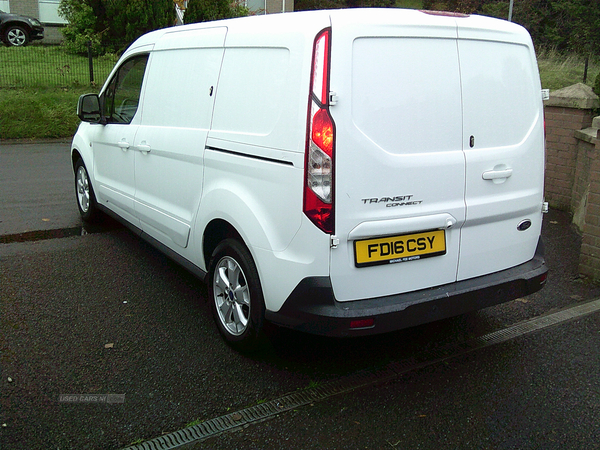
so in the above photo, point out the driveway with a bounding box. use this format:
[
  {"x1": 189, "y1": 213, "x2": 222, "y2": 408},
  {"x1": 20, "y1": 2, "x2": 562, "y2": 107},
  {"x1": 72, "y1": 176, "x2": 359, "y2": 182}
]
[{"x1": 2, "y1": 141, "x2": 600, "y2": 449}]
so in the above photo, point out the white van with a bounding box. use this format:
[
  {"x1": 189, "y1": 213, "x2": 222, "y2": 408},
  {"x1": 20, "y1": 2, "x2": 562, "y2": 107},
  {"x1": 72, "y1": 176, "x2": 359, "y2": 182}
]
[{"x1": 72, "y1": 8, "x2": 548, "y2": 350}]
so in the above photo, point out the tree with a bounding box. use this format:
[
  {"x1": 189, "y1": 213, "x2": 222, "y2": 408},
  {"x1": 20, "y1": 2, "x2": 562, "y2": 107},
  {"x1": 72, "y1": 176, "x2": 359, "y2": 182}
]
[
  {"x1": 549, "y1": 0, "x2": 600, "y2": 55},
  {"x1": 422, "y1": 0, "x2": 481, "y2": 13},
  {"x1": 59, "y1": 0, "x2": 176, "y2": 55},
  {"x1": 428, "y1": 0, "x2": 599, "y2": 56},
  {"x1": 58, "y1": 0, "x2": 104, "y2": 55},
  {"x1": 295, "y1": 0, "x2": 394, "y2": 9},
  {"x1": 183, "y1": 0, "x2": 248, "y2": 24},
  {"x1": 293, "y1": 0, "x2": 344, "y2": 11}
]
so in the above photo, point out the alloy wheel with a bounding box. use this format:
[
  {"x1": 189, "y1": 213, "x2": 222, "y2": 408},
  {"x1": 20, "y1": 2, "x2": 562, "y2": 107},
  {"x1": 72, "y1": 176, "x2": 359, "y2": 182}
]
[{"x1": 213, "y1": 256, "x2": 251, "y2": 336}]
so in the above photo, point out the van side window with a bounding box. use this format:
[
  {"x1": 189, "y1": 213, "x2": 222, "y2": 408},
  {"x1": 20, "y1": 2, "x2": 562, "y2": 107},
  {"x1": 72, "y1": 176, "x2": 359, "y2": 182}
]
[{"x1": 103, "y1": 55, "x2": 149, "y2": 124}]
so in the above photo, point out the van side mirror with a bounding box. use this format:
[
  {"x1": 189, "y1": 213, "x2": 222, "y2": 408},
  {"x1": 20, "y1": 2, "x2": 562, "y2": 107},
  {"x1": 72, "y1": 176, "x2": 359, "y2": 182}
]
[{"x1": 77, "y1": 93, "x2": 103, "y2": 123}]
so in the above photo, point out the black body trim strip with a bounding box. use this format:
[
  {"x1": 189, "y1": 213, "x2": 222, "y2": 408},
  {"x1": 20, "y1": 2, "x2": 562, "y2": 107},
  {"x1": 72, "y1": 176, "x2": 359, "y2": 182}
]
[{"x1": 206, "y1": 146, "x2": 295, "y2": 166}]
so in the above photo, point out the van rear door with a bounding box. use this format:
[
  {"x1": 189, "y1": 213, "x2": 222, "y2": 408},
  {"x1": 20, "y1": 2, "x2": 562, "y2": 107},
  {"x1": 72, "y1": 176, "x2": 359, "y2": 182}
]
[
  {"x1": 328, "y1": 10, "x2": 466, "y2": 302},
  {"x1": 455, "y1": 18, "x2": 545, "y2": 281}
]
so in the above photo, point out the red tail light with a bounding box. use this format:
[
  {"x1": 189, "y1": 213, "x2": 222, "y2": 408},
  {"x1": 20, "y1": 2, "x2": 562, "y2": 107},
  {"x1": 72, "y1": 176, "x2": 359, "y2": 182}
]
[
  {"x1": 312, "y1": 108, "x2": 334, "y2": 155},
  {"x1": 304, "y1": 28, "x2": 335, "y2": 234}
]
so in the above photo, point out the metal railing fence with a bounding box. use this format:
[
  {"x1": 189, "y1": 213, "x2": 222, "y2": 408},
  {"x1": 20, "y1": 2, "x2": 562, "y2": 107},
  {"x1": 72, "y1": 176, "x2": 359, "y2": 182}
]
[{"x1": 0, "y1": 43, "x2": 121, "y2": 89}]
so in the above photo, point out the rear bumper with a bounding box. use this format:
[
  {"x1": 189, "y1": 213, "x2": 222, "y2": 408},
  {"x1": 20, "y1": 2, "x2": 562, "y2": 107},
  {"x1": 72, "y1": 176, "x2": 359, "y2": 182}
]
[{"x1": 266, "y1": 238, "x2": 547, "y2": 337}]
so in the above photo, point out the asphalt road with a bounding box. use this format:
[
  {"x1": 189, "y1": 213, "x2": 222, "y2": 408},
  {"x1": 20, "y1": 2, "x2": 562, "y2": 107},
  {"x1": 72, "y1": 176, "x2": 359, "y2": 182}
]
[
  {"x1": 0, "y1": 140, "x2": 80, "y2": 236},
  {"x1": 1, "y1": 141, "x2": 600, "y2": 449}
]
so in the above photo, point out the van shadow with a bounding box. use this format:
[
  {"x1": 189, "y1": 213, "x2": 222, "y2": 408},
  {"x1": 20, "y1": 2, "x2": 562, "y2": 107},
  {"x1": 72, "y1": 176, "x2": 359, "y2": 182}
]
[
  {"x1": 90, "y1": 216, "x2": 514, "y2": 382},
  {"x1": 251, "y1": 310, "x2": 504, "y2": 380}
]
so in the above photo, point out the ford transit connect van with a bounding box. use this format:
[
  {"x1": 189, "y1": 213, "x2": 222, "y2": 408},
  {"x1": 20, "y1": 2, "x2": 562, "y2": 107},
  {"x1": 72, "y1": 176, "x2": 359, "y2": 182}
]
[{"x1": 72, "y1": 8, "x2": 548, "y2": 350}]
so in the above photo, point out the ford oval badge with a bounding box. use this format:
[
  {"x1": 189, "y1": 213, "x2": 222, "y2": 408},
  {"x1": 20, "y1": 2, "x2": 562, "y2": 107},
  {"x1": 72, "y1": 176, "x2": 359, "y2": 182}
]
[{"x1": 517, "y1": 219, "x2": 532, "y2": 231}]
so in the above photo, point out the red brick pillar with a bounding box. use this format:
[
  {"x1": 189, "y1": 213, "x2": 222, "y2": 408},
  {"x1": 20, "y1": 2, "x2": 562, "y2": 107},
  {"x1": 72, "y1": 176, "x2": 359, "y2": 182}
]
[
  {"x1": 579, "y1": 126, "x2": 600, "y2": 278},
  {"x1": 544, "y1": 83, "x2": 598, "y2": 210}
]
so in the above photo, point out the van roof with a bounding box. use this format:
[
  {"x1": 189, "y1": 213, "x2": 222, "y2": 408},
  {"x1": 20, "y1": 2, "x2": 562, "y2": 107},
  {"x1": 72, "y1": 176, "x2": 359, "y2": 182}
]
[{"x1": 124, "y1": 8, "x2": 531, "y2": 57}]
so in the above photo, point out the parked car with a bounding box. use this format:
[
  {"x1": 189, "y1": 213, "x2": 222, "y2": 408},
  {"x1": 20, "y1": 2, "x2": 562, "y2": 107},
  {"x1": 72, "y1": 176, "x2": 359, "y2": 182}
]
[
  {"x1": 0, "y1": 9, "x2": 44, "y2": 47},
  {"x1": 72, "y1": 9, "x2": 548, "y2": 351}
]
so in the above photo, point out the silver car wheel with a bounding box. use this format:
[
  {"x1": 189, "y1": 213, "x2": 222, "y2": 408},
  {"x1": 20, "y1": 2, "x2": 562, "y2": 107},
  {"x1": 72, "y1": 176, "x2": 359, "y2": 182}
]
[
  {"x1": 76, "y1": 165, "x2": 90, "y2": 213},
  {"x1": 7, "y1": 26, "x2": 27, "y2": 46},
  {"x1": 213, "y1": 255, "x2": 250, "y2": 336}
]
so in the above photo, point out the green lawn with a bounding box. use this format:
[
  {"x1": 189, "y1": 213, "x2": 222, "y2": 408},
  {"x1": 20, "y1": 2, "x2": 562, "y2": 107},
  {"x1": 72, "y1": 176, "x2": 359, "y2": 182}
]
[
  {"x1": 0, "y1": 87, "x2": 94, "y2": 140},
  {"x1": 537, "y1": 48, "x2": 599, "y2": 92}
]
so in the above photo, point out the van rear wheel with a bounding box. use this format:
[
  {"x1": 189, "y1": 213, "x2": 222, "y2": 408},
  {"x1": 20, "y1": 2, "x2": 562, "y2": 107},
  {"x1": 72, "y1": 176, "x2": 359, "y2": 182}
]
[{"x1": 208, "y1": 239, "x2": 266, "y2": 352}]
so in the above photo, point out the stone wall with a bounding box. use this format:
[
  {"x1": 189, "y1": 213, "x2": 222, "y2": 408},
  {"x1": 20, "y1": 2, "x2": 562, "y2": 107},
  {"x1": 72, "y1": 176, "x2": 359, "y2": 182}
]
[
  {"x1": 10, "y1": 0, "x2": 38, "y2": 18},
  {"x1": 543, "y1": 83, "x2": 600, "y2": 279},
  {"x1": 575, "y1": 119, "x2": 600, "y2": 278},
  {"x1": 544, "y1": 84, "x2": 597, "y2": 211}
]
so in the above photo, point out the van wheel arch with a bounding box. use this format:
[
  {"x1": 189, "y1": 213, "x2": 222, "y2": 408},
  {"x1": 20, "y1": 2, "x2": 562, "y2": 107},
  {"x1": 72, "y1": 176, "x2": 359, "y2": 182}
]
[
  {"x1": 203, "y1": 219, "x2": 244, "y2": 270},
  {"x1": 72, "y1": 150, "x2": 83, "y2": 171}
]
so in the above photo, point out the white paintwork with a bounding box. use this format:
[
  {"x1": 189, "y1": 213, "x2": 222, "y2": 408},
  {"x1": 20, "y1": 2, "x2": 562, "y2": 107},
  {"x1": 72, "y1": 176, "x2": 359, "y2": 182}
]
[{"x1": 72, "y1": 9, "x2": 545, "y2": 315}]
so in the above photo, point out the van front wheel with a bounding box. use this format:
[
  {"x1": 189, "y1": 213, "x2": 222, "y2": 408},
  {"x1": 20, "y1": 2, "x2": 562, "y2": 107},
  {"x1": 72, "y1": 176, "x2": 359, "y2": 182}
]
[
  {"x1": 74, "y1": 159, "x2": 100, "y2": 223},
  {"x1": 209, "y1": 239, "x2": 266, "y2": 351}
]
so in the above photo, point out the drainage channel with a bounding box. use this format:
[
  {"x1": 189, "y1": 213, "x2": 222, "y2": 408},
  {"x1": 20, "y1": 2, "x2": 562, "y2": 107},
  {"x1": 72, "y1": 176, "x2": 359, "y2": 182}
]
[
  {"x1": 122, "y1": 298, "x2": 600, "y2": 450},
  {"x1": 0, "y1": 222, "x2": 123, "y2": 244}
]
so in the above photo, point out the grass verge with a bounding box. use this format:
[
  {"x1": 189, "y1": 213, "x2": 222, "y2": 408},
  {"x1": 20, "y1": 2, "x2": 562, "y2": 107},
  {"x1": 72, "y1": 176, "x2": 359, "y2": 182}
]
[
  {"x1": 537, "y1": 48, "x2": 600, "y2": 91},
  {"x1": 0, "y1": 87, "x2": 96, "y2": 140}
]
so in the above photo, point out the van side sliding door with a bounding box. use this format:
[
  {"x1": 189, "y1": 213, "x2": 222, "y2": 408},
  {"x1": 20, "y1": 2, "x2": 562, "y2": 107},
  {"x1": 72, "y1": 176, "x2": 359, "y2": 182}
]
[{"x1": 133, "y1": 28, "x2": 227, "y2": 251}]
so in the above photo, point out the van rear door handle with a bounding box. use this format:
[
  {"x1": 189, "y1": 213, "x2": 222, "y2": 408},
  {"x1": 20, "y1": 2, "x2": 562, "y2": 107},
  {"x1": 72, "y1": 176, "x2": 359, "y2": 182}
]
[
  {"x1": 348, "y1": 213, "x2": 457, "y2": 241},
  {"x1": 482, "y1": 167, "x2": 512, "y2": 184}
]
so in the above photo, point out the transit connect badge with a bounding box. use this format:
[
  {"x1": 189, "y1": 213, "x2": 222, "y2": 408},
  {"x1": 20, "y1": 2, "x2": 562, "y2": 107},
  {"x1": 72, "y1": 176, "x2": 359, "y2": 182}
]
[{"x1": 361, "y1": 195, "x2": 423, "y2": 208}]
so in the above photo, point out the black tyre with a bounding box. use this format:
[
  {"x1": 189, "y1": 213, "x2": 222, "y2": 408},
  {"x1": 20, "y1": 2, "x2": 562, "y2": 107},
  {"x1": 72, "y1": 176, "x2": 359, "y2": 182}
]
[
  {"x1": 5, "y1": 25, "x2": 29, "y2": 47},
  {"x1": 74, "y1": 159, "x2": 100, "y2": 223},
  {"x1": 208, "y1": 238, "x2": 266, "y2": 352}
]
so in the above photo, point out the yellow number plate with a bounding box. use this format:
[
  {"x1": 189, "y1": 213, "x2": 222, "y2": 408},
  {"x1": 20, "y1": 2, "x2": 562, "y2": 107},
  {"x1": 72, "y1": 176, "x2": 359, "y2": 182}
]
[{"x1": 354, "y1": 229, "x2": 446, "y2": 268}]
